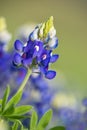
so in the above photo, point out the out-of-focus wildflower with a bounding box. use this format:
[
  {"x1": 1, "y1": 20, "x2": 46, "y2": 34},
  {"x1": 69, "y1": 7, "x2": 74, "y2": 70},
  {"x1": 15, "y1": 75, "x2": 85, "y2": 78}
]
[
  {"x1": 0, "y1": 17, "x2": 6, "y2": 31},
  {"x1": 16, "y1": 24, "x2": 36, "y2": 43},
  {"x1": 0, "y1": 119, "x2": 9, "y2": 130},
  {"x1": 82, "y1": 98, "x2": 87, "y2": 107},
  {"x1": 0, "y1": 17, "x2": 12, "y2": 92},
  {"x1": 51, "y1": 93, "x2": 77, "y2": 109},
  {"x1": 56, "y1": 98, "x2": 87, "y2": 130},
  {"x1": 58, "y1": 108, "x2": 80, "y2": 123},
  {"x1": 82, "y1": 98, "x2": 87, "y2": 128},
  {"x1": 0, "y1": 17, "x2": 12, "y2": 51},
  {"x1": 58, "y1": 107, "x2": 86, "y2": 130},
  {"x1": 13, "y1": 16, "x2": 59, "y2": 79},
  {"x1": 66, "y1": 121, "x2": 86, "y2": 130}
]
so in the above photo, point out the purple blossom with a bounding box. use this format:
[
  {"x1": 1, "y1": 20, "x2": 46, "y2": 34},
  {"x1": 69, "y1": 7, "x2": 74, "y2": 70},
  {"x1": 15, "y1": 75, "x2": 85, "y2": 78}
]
[
  {"x1": 13, "y1": 17, "x2": 59, "y2": 79},
  {"x1": 13, "y1": 39, "x2": 59, "y2": 79},
  {"x1": 82, "y1": 98, "x2": 87, "y2": 107}
]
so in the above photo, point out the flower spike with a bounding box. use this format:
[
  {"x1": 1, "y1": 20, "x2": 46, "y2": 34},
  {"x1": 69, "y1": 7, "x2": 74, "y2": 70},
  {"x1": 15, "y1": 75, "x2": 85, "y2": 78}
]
[{"x1": 13, "y1": 16, "x2": 59, "y2": 79}]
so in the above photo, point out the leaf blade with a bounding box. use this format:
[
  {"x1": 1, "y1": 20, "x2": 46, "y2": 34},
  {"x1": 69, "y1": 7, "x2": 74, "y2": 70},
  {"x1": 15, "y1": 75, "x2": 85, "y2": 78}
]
[
  {"x1": 0, "y1": 99, "x2": 2, "y2": 105},
  {"x1": 30, "y1": 110, "x2": 38, "y2": 130},
  {"x1": 2, "y1": 85, "x2": 10, "y2": 111},
  {"x1": 12, "y1": 121, "x2": 19, "y2": 130},
  {"x1": 5, "y1": 90, "x2": 22, "y2": 111},
  {"x1": 13, "y1": 105, "x2": 33, "y2": 115},
  {"x1": 5, "y1": 115, "x2": 30, "y2": 120},
  {"x1": 2, "y1": 104, "x2": 15, "y2": 115},
  {"x1": 49, "y1": 126, "x2": 66, "y2": 130},
  {"x1": 37, "y1": 109, "x2": 52, "y2": 130}
]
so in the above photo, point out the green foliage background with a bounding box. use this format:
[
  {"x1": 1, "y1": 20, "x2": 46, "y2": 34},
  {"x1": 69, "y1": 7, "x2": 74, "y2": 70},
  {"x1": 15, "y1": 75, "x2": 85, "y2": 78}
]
[{"x1": 0, "y1": 0, "x2": 87, "y2": 97}]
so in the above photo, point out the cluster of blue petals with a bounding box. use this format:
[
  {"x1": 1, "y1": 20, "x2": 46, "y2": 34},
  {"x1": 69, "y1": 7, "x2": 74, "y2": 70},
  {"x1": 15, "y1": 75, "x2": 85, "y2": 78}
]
[
  {"x1": 13, "y1": 24, "x2": 59, "y2": 79},
  {"x1": 56, "y1": 99, "x2": 87, "y2": 130},
  {"x1": 0, "y1": 47, "x2": 11, "y2": 88}
]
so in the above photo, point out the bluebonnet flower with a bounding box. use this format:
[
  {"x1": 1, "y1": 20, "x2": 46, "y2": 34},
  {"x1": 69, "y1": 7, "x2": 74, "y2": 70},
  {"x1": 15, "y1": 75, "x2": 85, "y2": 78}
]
[
  {"x1": 0, "y1": 17, "x2": 12, "y2": 94},
  {"x1": 82, "y1": 98, "x2": 87, "y2": 107},
  {"x1": 83, "y1": 109, "x2": 87, "y2": 127},
  {"x1": 0, "y1": 17, "x2": 12, "y2": 51},
  {"x1": 13, "y1": 16, "x2": 59, "y2": 79},
  {"x1": 82, "y1": 98, "x2": 87, "y2": 128},
  {"x1": 66, "y1": 121, "x2": 86, "y2": 130},
  {"x1": 58, "y1": 108, "x2": 79, "y2": 124},
  {"x1": 58, "y1": 107, "x2": 86, "y2": 130}
]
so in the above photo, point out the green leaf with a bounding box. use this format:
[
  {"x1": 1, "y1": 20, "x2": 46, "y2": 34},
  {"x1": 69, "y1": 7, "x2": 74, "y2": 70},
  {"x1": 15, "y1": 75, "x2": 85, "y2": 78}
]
[
  {"x1": 12, "y1": 120, "x2": 24, "y2": 130},
  {"x1": 5, "y1": 90, "x2": 22, "y2": 111},
  {"x1": 16, "y1": 120, "x2": 23, "y2": 130},
  {"x1": 2, "y1": 104, "x2": 15, "y2": 115},
  {"x1": 30, "y1": 110, "x2": 38, "y2": 130},
  {"x1": 0, "y1": 99, "x2": 2, "y2": 105},
  {"x1": 49, "y1": 126, "x2": 66, "y2": 130},
  {"x1": 12, "y1": 121, "x2": 19, "y2": 130},
  {"x1": 0, "y1": 108, "x2": 2, "y2": 115},
  {"x1": 5, "y1": 115, "x2": 30, "y2": 120},
  {"x1": 2, "y1": 85, "x2": 10, "y2": 111},
  {"x1": 3, "y1": 105, "x2": 32, "y2": 120},
  {"x1": 36, "y1": 109, "x2": 52, "y2": 130},
  {"x1": 13, "y1": 105, "x2": 33, "y2": 115}
]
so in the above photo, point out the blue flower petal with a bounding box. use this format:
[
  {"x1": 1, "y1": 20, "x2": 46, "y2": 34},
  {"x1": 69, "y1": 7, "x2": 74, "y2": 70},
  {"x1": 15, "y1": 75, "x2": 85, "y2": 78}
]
[
  {"x1": 14, "y1": 40, "x2": 23, "y2": 52},
  {"x1": 39, "y1": 66, "x2": 48, "y2": 74},
  {"x1": 13, "y1": 53, "x2": 21, "y2": 65},
  {"x1": 33, "y1": 41, "x2": 43, "y2": 58},
  {"x1": 29, "y1": 28, "x2": 38, "y2": 41},
  {"x1": 41, "y1": 58, "x2": 50, "y2": 67},
  {"x1": 48, "y1": 37, "x2": 58, "y2": 49},
  {"x1": 45, "y1": 70, "x2": 56, "y2": 79},
  {"x1": 50, "y1": 54, "x2": 59, "y2": 63},
  {"x1": 82, "y1": 98, "x2": 87, "y2": 107},
  {"x1": 22, "y1": 58, "x2": 32, "y2": 66}
]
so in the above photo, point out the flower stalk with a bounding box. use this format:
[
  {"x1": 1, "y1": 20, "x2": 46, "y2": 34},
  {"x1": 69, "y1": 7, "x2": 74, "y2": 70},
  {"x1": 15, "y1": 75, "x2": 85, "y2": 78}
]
[{"x1": 18, "y1": 68, "x2": 31, "y2": 92}]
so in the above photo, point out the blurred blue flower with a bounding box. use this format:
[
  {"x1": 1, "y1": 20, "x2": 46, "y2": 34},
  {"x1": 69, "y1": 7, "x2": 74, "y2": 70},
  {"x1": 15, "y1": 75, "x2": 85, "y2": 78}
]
[
  {"x1": 16, "y1": 24, "x2": 36, "y2": 43},
  {"x1": 0, "y1": 17, "x2": 12, "y2": 95},
  {"x1": 82, "y1": 98, "x2": 87, "y2": 107}
]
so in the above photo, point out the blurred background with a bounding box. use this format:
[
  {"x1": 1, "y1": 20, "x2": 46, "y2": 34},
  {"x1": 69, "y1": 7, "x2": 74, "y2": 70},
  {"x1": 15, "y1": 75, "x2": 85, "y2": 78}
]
[{"x1": 0, "y1": 0, "x2": 87, "y2": 99}]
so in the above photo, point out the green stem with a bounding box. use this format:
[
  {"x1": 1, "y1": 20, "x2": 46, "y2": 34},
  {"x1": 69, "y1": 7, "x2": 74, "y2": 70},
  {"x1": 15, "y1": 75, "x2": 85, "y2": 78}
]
[{"x1": 18, "y1": 68, "x2": 31, "y2": 92}]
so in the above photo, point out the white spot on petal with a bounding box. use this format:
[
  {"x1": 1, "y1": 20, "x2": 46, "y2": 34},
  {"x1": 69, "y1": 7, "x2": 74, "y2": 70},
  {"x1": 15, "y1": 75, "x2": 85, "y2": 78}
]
[
  {"x1": 35, "y1": 45, "x2": 39, "y2": 51},
  {"x1": 42, "y1": 54, "x2": 47, "y2": 60}
]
